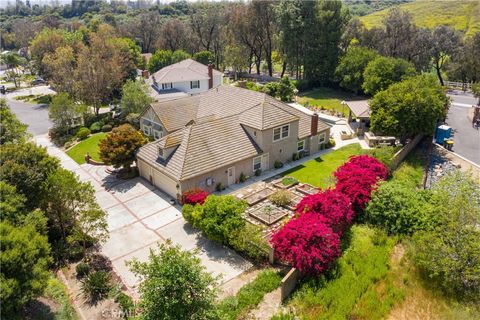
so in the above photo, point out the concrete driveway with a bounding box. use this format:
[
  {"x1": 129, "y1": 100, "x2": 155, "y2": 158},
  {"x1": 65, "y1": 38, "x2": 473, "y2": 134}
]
[{"x1": 34, "y1": 135, "x2": 252, "y2": 296}]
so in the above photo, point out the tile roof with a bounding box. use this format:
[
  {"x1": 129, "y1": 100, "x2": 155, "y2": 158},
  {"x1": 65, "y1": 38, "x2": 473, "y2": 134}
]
[
  {"x1": 150, "y1": 59, "x2": 223, "y2": 83},
  {"x1": 138, "y1": 85, "x2": 331, "y2": 180},
  {"x1": 346, "y1": 100, "x2": 370, "y2": 118}
]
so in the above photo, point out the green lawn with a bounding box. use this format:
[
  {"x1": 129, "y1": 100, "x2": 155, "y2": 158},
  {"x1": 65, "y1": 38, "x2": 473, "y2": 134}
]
[
  {"x1": 297, "y1": 87, "x2": 363, "y2": 117},
  {"x1": 282, "y1": 144, "x2": 363, "y2": 189},
  {"x1": 66, "y1": 132, "x2": 107, "y2": 164}
]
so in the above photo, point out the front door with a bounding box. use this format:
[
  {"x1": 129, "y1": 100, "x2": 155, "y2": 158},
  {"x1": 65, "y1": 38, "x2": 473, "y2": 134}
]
[
  {"x1": 261, "y1": 153, "x2": 269, "y2": 171},
  {"x1": 227, "y1": 167, "x2": 235, "y2": 186}
]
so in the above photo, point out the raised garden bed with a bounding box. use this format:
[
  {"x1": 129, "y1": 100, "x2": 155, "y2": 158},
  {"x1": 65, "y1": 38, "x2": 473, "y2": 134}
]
[
  {"x1": 249, "y1": 203, "x2": 289, "y2": 225},
  {"x1": 244, "y1": 187, "x2": 275, "y2": 206},
  {"x1": 274, "y1": 176, "x2": 299, "y2": 189},
  {"x1": 295, "y1": 183, "x2": 320, "y2": 196}
]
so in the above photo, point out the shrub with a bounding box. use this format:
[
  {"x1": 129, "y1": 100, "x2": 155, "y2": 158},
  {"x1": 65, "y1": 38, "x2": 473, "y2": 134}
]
[
  {"x1": 271, "y1": 213, "x2": 341, "y2": 275},
  {"x1": 292, "y1": 153, "x2": 299, "y2": 161},
  {"x1": 181, "y1": 195, "x2": 247, "y2": 244},
  {"x1": 254, "y1": 169, "x2": 262, "y2": 176},
  {"x1": 270, "y1": 190, "x2": 292, "y2": 207},
  {"x1": 229, "y1": 224, "x2": 270, "y2": 262},
  {"x1": 277, "y1": 76, "x2": 296, "y2": 102},
  {"x1": 89, "y1": 122, "x2": 102, "y2": 133},
  {"x1": 274, "y1": 160, "x2": 284, "y2": 169},
  {"x1": 75, "y1": 262, "x2": 90, "y2": 278},
  {"x1": 76, "y1": 127, "x2": 90, "y2": 140},
  {"x1": 182, "y1": 189, "x2": 208, "y2": 205},
  {"x1": 101, "y1": 124, "x2": 112, "y2": 132},
  {"x1": 215, "y1": 182, "x2": 225, "y2": 192},
  {"x1": 88, "y1": 253, "x2": 113, "y2": 272},
  {"x1": 262, "y1": 82, "x2": 278, "y2": 97},
  {"x1": 365, "y1": 181, "x2": 433, "y2": 235},
  {"x1": 80, "y1": 271, "x2": 111, "y2": 302},
  {"x1": 296, "y1": 189, "x2": 354, "y2": 235},
  {"x1": 334, "y1": 155, "x2": 389, "y2": 213},
  {"x1": 326, "y1": 138, "x2": 336, "y2": 148},
  {"x1": 239, "y1": 172, "x2": 247, "y2": 183},
  {"x1": 114, "y1": 292, "x2": 134, "y2": 318}
]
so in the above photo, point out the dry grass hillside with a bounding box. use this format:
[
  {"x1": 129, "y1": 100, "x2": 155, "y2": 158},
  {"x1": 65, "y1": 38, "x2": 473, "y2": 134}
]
[{"x1": 360, "y1": 0, "x2": 480, "y2": 36}]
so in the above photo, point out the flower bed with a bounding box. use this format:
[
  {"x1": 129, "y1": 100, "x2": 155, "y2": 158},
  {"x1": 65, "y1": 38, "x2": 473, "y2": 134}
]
[
  {"x1": 249, "y1": 202, "x2": 290, "y2": 225},
  {"x1": 274, "y1": 176, "x2": 299, "y2": 189},
  {"x1": 244, "y1": 187, "x2": 275, "y2": 206},
  {"x1": 295, "y1": 183, "x2": 320, "y2": 196}
]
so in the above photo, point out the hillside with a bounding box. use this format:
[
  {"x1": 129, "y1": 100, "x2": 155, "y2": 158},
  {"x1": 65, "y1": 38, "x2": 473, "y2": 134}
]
[{"x1": 360, "y1": 0, "x2": 480, "y2": 35}]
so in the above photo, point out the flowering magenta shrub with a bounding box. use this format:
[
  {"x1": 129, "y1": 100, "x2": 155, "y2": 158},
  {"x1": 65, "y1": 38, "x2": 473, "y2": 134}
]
[
  {"x1": 296, "y1": 189, "x2": 354, "y2": 235},
  {"x1": 270, "y1": 213, "x2": 341, "y2": 276},
  {"x1": 182, "y1": 189, "x2": 209, "y2": 205},
  {"x1": 334, "y1": 155, "x2": 388, "y2": 212}
]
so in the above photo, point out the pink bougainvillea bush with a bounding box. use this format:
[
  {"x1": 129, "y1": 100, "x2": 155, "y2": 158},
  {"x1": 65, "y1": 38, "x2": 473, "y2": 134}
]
[
  {"x1": 270, "y1": 213, "x2": 341, "y2": 276},
  {"x1": 182, "y1": 189, "x2": 209, "y2": 205},
  {"x1": 334, "y1": 155, "x2": 388, "y2": 212},
  {"x1": 296, "y1": 189, "x2": 354, "y2": 235}
]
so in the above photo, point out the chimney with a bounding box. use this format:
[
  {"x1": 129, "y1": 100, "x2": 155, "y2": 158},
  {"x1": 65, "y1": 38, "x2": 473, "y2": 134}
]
[
  {"x1": 208, "y1": 64, "x2": 213, "y2": 89},
  {"x1": 142, "y1": 70, "x2": 149, "y2": 79},
  {"x1": 311, "y1": 113, "x2": 319, "y2": 136}
]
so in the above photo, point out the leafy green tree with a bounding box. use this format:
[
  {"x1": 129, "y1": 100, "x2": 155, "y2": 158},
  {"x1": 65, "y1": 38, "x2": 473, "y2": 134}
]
[
  {"x1": 120, "y1": 80, "x2": 154, "y2": 115},
  {"x1": 41, "y1": 168, "x2": 108, "y2": 261},
  {"x1": 182, "y1": 195, "x2": 247, "y2": 244},
  {"x1": 365, "y1": 181, "x2": 433, "y2": 235},
  {"x1": 193, "y1": 50, "x2": 215, "y2": 65},
  {"x1": 0, "y1": 182, "x2": 27, "y2": 225},
  {"x1": 276, "y1": 76, "x2": 296, "y2": 102},
  {"x1": 0, "y1": 99, "x2": 29, "y2": 145},
  {"x1": 99, "y1": 124, "x2": 147, "y2": 172},
  {"x1": 369, "y1": 74, "x2": 448, "y2": 140},
  {"x1": 0, "y1": 52, "x2": 25, "y2": 87},
  {"x1": 335, "y1": 46, "x2": 379, "y2": 94},
  {"x1": 429, "y1": 25, "x2": 461, "y2": 87},
  {"x1": 42, "y1": 45, "x2": 77, "y2": 96},
  {"x1": 0, "y1": 142, "x2": 59, "y2": 209},
  {"x1": 129, "y1": 241, "x2": 219, "y2": 320},
  {"x1": 48, "y1": 93, "x2": 85, "y2": 133},
  {"x1": 362, "y1": 56, "x2": 416, "y2": 95},
  {"x1": 412, "y1": 171, "x2": 480, "y2": 298},
  {"x1": 172, "y1": 50, "x2": 191, "y2": 63},
  {"x1": 0, "y1": 222, "x2": 52, "y2": 318},
  {"x1": 148, "y1": 50, "x2": 173, "y2": 73}
]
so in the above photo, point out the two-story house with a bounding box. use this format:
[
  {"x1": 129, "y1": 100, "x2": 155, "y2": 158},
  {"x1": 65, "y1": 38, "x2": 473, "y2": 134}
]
[
  {"x1": 136, "y1": 85, "x2": 331, "y2": 199},
  {"x1": 147, "y1": 59, "x2": 223, "y2": 101}
]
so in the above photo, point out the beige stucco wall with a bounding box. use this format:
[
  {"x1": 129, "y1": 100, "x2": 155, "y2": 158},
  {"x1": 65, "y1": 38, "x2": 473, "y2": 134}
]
[{"x1": 179, "y1": 156, "x2": 257, "y2": 194}]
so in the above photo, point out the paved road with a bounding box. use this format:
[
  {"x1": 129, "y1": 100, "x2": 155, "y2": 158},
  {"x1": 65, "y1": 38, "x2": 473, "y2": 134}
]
[
  {"x1": 445, "y1": 104, "x2": 480, "y2": 165},
  {"x1": 2, "y1": 85, "x2": 55, "y2": 135},
  {"x1": 447, "y1": 89, "x2": 478, "y2": 107}
]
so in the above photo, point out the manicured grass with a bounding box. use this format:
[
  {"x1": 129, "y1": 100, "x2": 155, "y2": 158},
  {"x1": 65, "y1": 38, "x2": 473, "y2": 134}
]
[
  {"x1": 218, "y1": 269, "x2": 282, "y2": 320},
  {"x1": 66, "y1": 133, "x2": 107, "y2": 165},
  {"x1": 360, "y1": 0, "x2": 480, "y2": 35},
  {"x1": 297, "y1": 87, "x2": 362, "y2": 117},
  {"x1": 282, "y1": 144, "x2": 363, "y2": 189},
  {"x1": 289, "y1": 225, "x2": 398, "y2": 320}
]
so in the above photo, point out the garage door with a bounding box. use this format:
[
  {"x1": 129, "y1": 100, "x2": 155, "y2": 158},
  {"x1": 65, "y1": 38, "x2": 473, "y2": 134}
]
[{"x1": 152, "y1": 168, "x2": 178, "y2": 198}]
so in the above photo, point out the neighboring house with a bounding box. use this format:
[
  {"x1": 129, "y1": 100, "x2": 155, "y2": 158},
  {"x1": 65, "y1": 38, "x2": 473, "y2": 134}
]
[
  {"x1": 147, "y1": 59, "x2": 223, "y2": 101},
  {"x1": 137, "y1": 85, "x2": 331, "y2": 199}
]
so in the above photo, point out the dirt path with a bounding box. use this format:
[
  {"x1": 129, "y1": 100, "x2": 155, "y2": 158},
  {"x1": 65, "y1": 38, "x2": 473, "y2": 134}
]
[{"x1": 247, "y1": 287, "x2": 283, "y2": 319}]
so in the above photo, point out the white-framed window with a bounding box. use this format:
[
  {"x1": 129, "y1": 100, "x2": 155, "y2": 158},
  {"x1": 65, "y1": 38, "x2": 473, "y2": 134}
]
[
  {"x1": 273, "y1": 124, "x2": 290, "y2": 142},
  {"x1": 153, "y1": 130, "x2": 162, "y2": 140},
  {"x1": 161, "y1": 83, "x2": 173, "y2": 90},
  {"x1": 190, "y1": 80, "x2": 200, "y2": 89},
  {"x1": 297, "y1": 140, "x2": 305, "y2": 152},
  {"x1": 143, "y1": 126, "x2": 151, "y2": 136},
  {"x1": 318, "y1": 132, "x2": 326, "y2": 144},
  {"x1": 253, "y1": 156, "x2": 262, "y2": 171}
]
